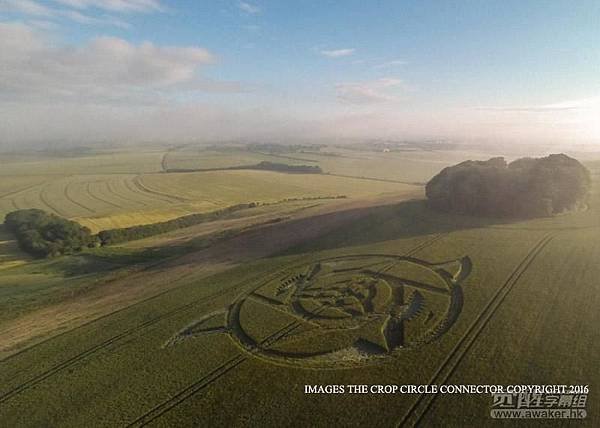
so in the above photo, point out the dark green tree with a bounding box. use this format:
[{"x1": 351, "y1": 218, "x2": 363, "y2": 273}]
[
  {"x1": 426, "y1": 154, "x2": 590, "y2": 218},
  {"x1": 5, "y1": 209, "x2": 99, "y2": 258}
]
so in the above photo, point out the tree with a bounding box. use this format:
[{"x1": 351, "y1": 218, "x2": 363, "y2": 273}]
[
  {"x1": 426, "y1": 154, "x2": 590, "y2": 218},
  {"x1": 4, "y1": 209, "x2": 99, "y2": 258}
]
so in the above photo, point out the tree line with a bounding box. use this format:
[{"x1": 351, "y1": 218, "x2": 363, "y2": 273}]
[
  {"x1": 166, "y1": 161, "x2": 322, "y2": 174},
  {"x1": 97, "y1": 203, "x2": 258, "y2": 245}
]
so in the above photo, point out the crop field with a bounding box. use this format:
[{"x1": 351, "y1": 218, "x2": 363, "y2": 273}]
[
  {"x1": 0, "y1": 148, "x2": 425, "y2": 232},
  {"x1": 0, "y1": 162, "x2": 598, "y2": 426},
  {"x1": 164, "y1": 148, "x2": 313, "y2": 170},
  {"x1": 296, "y1": 149, "x2": 493, "y2": 184},
  {"x1": 161, "y1": 145, "x2": 495, "y2": 184}
]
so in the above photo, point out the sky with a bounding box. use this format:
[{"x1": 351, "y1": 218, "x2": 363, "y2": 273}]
[{"x1": 1, "y1": 0, "x2": 599, "y2": 148}]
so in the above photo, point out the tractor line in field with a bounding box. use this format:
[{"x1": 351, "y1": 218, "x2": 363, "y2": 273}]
[
  {"x1": 127, "y1": 303, "x2": 330, "y2": 427},
  {"x1": 133, "y1": 175, "x2": 189, "y2": 203},
  {"x1": 83, "y1": 181, "x2": 121, "y2": 209},
  {"x1": 397, "y1": 233, "x2": 555, "y2": 427},
  {"x1": 106, "y1": 179, "x2": 147, "y2": 207},
  {"x1": 39, "y1": 185, "x2": 70, "y2": 217},
  {"x1": 127, "y1": 234, "x2": 450, "y2": 425},
  {"x1": 63, "y1": 180, "x2": 96, "y2": 214},
  {"x1": 123, "y1": 177, "x2": 156, "y2": 206}
]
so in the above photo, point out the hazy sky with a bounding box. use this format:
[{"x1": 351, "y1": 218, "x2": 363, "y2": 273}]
[{"x1": 1, "y1": 0, "x2": 599, "y2": 147}]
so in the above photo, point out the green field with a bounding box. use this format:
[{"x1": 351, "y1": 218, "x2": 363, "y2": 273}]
[{"x1": 0, "y1": 145, "x2": 598, "y2": 426}]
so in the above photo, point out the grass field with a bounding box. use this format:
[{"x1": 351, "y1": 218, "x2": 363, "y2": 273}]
[{"x1": 0, "y1": 145, "x2": 598, "y2": 426}]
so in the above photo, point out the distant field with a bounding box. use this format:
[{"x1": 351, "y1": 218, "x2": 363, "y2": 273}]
[
  {"x1": 0, "y1": 150, "x2": 165, "y2": 176},
  {"x1": 164, "y1": 146, "x2": 497, "y2": 183},
  {"x1": 0, "y1": 150, "x2": 423, "y2": 232},
  {"x1": 141, "y1": 169, "x2": 415, "y2": 202},
  {"x1": 164, "y1": 148, "x2": 314, "y2": 170},
  {"x1": 1, "y1": 145, "x2": 494, "y2": 232}
]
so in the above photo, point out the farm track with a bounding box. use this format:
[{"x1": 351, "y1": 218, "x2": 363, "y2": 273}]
[
  {"x1": 126, "y1": 235, "x2": 449, "y2": 425},
  {"x1": 133, "y1": 175, "x2": 189, "y2": 203},
  {"x1": 396, "y1": 233, "x2": 555, "y2": 427},
  {"x1": 84, "y1": 182, "x2": 122, "y2": 209},
  {"x1": 64, "y1": 180, "x2": 96, "y2": 214}
]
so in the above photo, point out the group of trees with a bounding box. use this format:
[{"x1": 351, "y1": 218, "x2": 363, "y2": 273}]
[
  {"x1": 166, "y1": 161, "x2": 322, "y2": 174},
  {"x1": 426, "y1": 154, "x2": 591, "y2": 217},
  {"x1": 5, "y1": 203, "x2": 261, "y2": 256},
  {"x1": 249, "y1": 161, "x2": 322, "y2": 173},
  {"x1": 247, "y1": 143, "x2": 325, "y2": 153},
  {"x1": 5, "y1": 209, "x2": 99, "y2": 258}
]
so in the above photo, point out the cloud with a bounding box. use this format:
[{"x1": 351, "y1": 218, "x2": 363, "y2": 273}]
[
  {"x1": 26, "y1": 19, "x2": 60, "y2": 30},
  {"x1": 0, "y1": 0, "x2": 138, "y2": 27},
  {"x1": 0, "y1": 0, "x2": 53, "y2": 16},
  {"x1": 0, "y1": 22, "x2": 248, "y2": 105},
  {"x1": 320, "y1": 48, "x2": 355, "y2": 58},
  {"x1": 238, "y1": 1, "x2": 260, "y2": 14},
  {"x1": 53, "y1": 0, "x2": 164, "y2": 13},
  {"x1": 336, "y1": 78, "x2": 406, "y2": 104},
  {"x1": 62, "y1": 10, "x2": 131, "y2": 28},
  {"x1": 0, "y1": 0, "x2": 163, "y2": 28},
  {"x1": 373, "y1": 59, "x2": 406, "y2": 69},
  {"x1": 475, "y1": 98, "x2": 599, "y2": 113}
]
